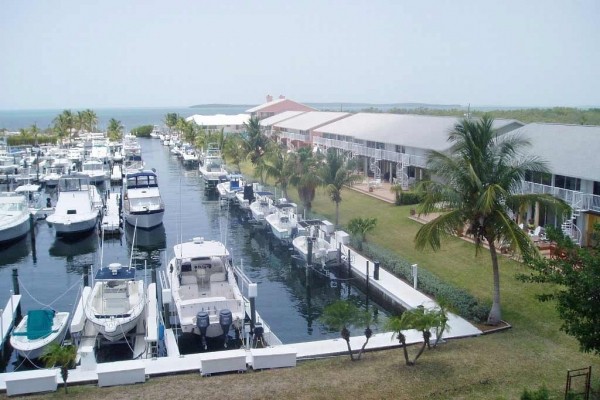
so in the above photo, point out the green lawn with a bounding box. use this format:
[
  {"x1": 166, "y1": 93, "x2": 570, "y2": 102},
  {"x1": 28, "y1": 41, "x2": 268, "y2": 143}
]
[{"x1": 20, "y1": 166, "x2": 598, "y2": 399}]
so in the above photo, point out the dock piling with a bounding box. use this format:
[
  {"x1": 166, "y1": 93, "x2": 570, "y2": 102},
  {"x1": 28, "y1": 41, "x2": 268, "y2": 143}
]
[
  {"x1": 11, "y1": 269, "x2": 21, "y2": 320},
  {"x1": 83, "y1": 265, "x2": 89, "y2": 287},
  {"x1": 374, "y1": 261, "x2": 380, "y2": 280}
]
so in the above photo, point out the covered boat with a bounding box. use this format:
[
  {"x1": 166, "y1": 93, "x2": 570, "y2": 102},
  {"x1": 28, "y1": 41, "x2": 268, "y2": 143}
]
[{"x1": 10, "y1": 309, "x2": 70, "y2": 359}]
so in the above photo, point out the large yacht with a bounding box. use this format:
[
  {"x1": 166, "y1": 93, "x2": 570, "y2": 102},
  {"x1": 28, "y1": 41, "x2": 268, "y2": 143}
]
[{"x1": 122, "y1": 169, "x2": 165, "y2": 229}]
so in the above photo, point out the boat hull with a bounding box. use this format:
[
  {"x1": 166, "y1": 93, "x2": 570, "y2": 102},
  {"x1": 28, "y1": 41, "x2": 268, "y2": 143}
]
[
  {"x1": 0, "y1": 215, "x2": 30, "y2": 244},
  {"x1": 47, "y1": 214, "x2": 98, "y2": 236},
  {"x1": 123, "y1": 209, "x2": 164, "y2": 229},
  {"x1": 10, "y1": 312, "x2": 70, "y2": 360}
]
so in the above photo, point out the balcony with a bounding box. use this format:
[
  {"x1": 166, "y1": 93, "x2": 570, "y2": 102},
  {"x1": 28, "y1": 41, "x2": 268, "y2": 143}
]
[
  {"x1": 313, "y1": 137, "x2": 428, "y2": 168},
  {"x1": 279, "y1": 131, "x2": 309, "y2": 143},
  {"x1": 520, "y1": 182, "x2": 600, "y2": 213}
]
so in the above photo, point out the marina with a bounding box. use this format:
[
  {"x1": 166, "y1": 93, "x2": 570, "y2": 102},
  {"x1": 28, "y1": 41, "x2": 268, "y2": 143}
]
[{"x1": 0, "y1": 133, "x2": 481, "y2": 394}]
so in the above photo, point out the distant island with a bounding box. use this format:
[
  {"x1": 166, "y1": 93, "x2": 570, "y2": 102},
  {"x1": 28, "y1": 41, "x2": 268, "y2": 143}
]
[{"x1": 190, "y1": 104, "x2": 256, "y2": 108}]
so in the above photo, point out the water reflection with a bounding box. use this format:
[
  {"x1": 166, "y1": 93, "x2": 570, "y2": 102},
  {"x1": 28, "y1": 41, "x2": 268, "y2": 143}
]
[
  {"x1": 125, "y1": 223, "x2": 166, "y2": 270},
  {"x1": 0, "y1": 235, "x2": 31, "y2": 267}
]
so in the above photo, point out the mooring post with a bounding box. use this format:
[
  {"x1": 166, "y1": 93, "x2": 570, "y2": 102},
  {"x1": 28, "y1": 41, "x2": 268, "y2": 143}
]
[
  {"x1": 347, "y1": 249, "x2": 351, "y2": 274},
  {"x1": 366, "y1": 261, "x2": 370, "y2": 312},
  {"x1": 337, "y1": 242, "x2": 342, "y2": 265},
  {"x1": 11, "y1": 268, "x2": 21, "y2": 320},
  {"x1": 163, "y1": 304, "x2": 170, "y2": 329},
  {"x1": 83, "y1": 265, "x2": 89, "y2": 287},
  {"x1": 412, "y1": 264, "x2": 418, "y2": 289},
  {"x1": 248, "y1": 283, "x2": 257, "y2": 329},
  {"x1": 306, "y1": 237, "x2": 313, "y2": 267},
  {"x1": 28, "y1": 214, "x2": 35, "y2": 245},
  {"x1": 151, "y1": 268, "x2": 156, "y2": 284},
  {"x1": 374, "y1": 260, "x2": 380, "y2": 280}
]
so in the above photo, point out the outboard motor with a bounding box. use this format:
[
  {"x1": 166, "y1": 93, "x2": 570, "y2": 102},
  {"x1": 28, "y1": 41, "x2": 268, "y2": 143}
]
[
  {"x1": 196, "y1": 311, "x2": 210, "y2": 349},
  {"x1": 243, "y1": 184, "x2": 255, "y2": 203},
  {"x1": 219, "y1": 309, "x2": 233, "y2": 347},
  {"x1": 253, "y1": 323, "x2": 265, "y2": 348}
]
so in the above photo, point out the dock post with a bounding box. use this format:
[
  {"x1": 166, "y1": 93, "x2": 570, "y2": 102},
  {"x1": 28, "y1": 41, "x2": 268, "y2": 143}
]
[
  {"x1": 248, "y1": 283, "x2": 257, "y2": 329},
  {"x1": 347, "y1": 249, "x2": 351, "y2": 274},
  {"x1": 11, "y1": 268, "x2": 21, "y2": 320},
  {"x1": 374, "y1": 261, "x2": 380, "y2": 280},
  {"x1": 151, "y1": 268, "x2": 156, "y2": 284},
  {"x1": 306, "y1": 237, "x2": 313, "y2": 267},
  {"x1": 163, "y1": 304, "x2": 170, "y2": 329},
  {"x1": 337, "y1": 242, "x2": 342, "y2": 266},
  {"x1": 366, "y1": 261, "x2": 370, "y2": 312},
  {"x1": 412, "y1": 264, "x2": 418, "y2": 289},
  {"x1": 83, "y1": 265, "x2": 89, "y2": 287},
  {"x1": 29, "y1": 214, "x2": 35, "y2": 245}
]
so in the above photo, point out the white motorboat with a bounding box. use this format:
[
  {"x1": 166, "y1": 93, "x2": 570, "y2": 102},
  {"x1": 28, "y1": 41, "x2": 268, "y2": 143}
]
[
  {"x1": 150, "y1": 125, "x2": 161, "y2": 139},
  {"x1": 85, "y1": 262, "x2": 146, "y2": 342},
  {"x1": 110, "y1": 164, "x2": 123, "y2": 184},
  {"x1": 165, "y1": 237, "x2": 244, "y2": 348},
  {"x1": 81, "y1": 159, "x2": 109, "y2": 185},
  {"x1": 14, "y1": 183, "x2": 54, "y2": 220},
  {"x1": 0, "y1": 192, "x2": 30, "y2": 243},
  {"x1": 235, "y1": 182, "x2": 261, "y2": 210},
  {"x1": 46, "y1": 174, "x2": 102, "y2": 236},
  {"x1": 10, "y1": 309, "x2": 70, "y2": 359},
  {"x1": 198, "y1": 144, "x2": 228, "y2": 191},
  {"x1": 292, "y1": 220, "x2": 338, "y2": 264},
  {"x1": 122, "y1": 169, "x2": 165, "y2": 229},
  {"x1": 216, "y1": 175, "x2": 244, "y2": 200},
  {"x1": 249, "y1": 191, "x2": 276, "y2": 224},
  {"x1": 265, "y1": 201, "x2": 300, "y2": 242}
]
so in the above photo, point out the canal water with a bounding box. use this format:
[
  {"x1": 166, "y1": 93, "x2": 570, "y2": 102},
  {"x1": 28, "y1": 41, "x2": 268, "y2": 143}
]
[{"x1": 0, "y1": 138, "x2": 391, "y2": 371}]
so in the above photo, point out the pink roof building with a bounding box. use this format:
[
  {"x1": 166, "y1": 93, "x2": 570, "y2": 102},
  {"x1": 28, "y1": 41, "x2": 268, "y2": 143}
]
[{"x1": 246, "y1": 95, "x2": 316, "y2": 120}]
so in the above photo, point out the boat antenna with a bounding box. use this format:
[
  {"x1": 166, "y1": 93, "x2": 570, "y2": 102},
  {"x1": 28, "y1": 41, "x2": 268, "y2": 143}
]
[{"x1": 128, "y1": 218, "x2": 138, "y2": 270}]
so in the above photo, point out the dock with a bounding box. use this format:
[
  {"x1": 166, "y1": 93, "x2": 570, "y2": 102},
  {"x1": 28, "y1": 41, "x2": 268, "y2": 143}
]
[
  {"x1": 0, "y1": 230, "x2": 483, "y2": 395},
  {"x1": 0, "y1": 294, "x2": 21, "y2": 348},
  {"x1": 100, "y1": 191, "x2": 121, "y2": 235}
]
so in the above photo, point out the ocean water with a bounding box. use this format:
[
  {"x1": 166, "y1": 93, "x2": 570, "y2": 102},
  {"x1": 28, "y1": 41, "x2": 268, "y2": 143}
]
[{"x1": 0, "y1": 106, "x2": 251, "y2": 132}]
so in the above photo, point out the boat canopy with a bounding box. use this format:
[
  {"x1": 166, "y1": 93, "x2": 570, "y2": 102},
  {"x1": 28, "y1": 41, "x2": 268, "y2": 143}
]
[
  {"x1": 95, "y1": 263, "x2": 136, "y2": 280},
  {"x1": 13, "y1": 310, "x2": 56, "y2": 340}
]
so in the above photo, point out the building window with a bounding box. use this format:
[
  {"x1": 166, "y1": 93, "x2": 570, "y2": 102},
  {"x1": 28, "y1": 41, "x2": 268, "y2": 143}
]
[
  {"x1": 395, "y1": 145, "x2": 405, "y2": 153},
  {"x1": 376, "y1": 142, "x2": 385, "y2": 150},
  {"x1": 524, "y1": 171, "x2": 551, "y2": 185},
  {"x1": 367, "y1": 141, "x2": 376, "y2": 148},
  {"x1": 554, "y1": 174, "x2": 581, "y2": 191},
  {"x1": 594, "y1": 181, "x2": 600, "y2": 196}
]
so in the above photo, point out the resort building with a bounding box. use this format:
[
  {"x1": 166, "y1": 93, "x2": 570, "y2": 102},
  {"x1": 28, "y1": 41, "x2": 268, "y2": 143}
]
[
  {"x1": 246, "y1": 95, "x2": 316, "y2": 120},
  {"x1": 270, "y1": 111, "x2": 350, "y2": 150},
  {"x1": 186, "y1": 114, "x2": 250, "y2": 134},
  {"x1": 516, "y1": 123, "x2": 600, "y2": 246}
]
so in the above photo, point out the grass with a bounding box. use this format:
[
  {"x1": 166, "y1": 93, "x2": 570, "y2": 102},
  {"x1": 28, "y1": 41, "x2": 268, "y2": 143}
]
[{"x1": 14, "y1": 165, "x2": 599, "y2": 399}]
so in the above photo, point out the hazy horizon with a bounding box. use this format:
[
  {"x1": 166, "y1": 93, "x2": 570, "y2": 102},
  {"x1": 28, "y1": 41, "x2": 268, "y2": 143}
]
[{"x1": 1, "y1": 0, "x2": 598, "y2": 109}]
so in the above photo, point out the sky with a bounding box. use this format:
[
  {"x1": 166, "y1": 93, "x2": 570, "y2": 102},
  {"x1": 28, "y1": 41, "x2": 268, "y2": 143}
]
[{"x1": 1, "y1": 0, "x2": 599, "y2": 109}]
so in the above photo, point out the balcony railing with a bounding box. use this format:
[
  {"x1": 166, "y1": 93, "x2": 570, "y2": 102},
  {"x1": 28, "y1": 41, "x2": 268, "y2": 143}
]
[
  {"x1": 313, "y1": 137, "x2": 428, "y2": 168},
  {"x1": 520, "y1": 181, "x2": 600, "y2": 213},
  {"x1": 279, "y1": 131, "x2": 309, "y2": 142}
]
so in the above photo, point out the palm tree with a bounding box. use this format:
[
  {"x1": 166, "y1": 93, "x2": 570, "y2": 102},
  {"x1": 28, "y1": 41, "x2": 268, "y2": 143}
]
[
  {"x1": 390, "y1": 183, "x2": 403, "y2": 205},
  {"x1": 107, "y1": 118, "x2": 124, "y2": 141},
  {"x1": 222, "y1": 133, "x2": 246, "y2": 172},
  {"x1": 242, "y1": 116, "x2": 271, "y2": 166},
  {"x1": 164, "y1": 113, "x2": 179, "y2": 133},
  {"x1": 29, "y1": 123, "x2": 40, "y2": 146},
  {"x1": 320, "y1": 300, "x2": 370, "y2": 361},
  {"x1": 414, "y1": 115, "x2": 569, "y2": 325},
  {"x1": 263, "y1": 145, "x2": 295, "y2": 199},
  {"x1": 320, "y1": 149, "x2": 361, "y2": 226},
  {"x1": 53, "y1": 110, "x2": 74, "y2": 146},
  {"x1": 82, "y1": 109, "x2": 98, "y2": 132},
  {"x1": 386, "y1": 312, "x2": 414, "y2": 366},
  {"x1": 75, "y1": 110, "x2": 85, "y2": 134},
  {"x1": 347, "y1": 217, "x2": 377, "y2": 250},
  {"x1": 41, "y1": 343, "x2": 77, "y2": 393},
  {"x1": 290, "y1": 147, "x2": 322, "y2": 213}
]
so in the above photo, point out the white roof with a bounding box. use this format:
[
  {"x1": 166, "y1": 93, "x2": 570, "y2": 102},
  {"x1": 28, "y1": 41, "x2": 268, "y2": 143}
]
[
  {"x1": 514, "y1": 123, "x2": 600, "y2": 182},
  {"x1": 274, "y1": 111, "x2": 350, "y2": 131},
  {"x1": 259, "y1": 111, "x2": 307, "y2": 127},
  {"x1": 186, "y1": 114, "x2": 250, "y2": 126},
  {"x1": 173, "y1": 238, "x2": 229, "y2": 260},
  {"x1": 315, "y1": 113, "x2": 522, "y2": 152}
]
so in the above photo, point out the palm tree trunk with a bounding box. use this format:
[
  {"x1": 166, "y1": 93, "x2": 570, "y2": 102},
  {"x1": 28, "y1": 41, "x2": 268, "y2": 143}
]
[
  {"x1": 412, "y1": 341, "x2": 427, "y2": 364},
  {"x1": 335, "y1": 201, "x2": 340, "y2": 226},
  {"x1": 344, "y1": 338, "x2": 354, "y2": 361},
  {"x1": 487, "y1": 241, "x2": 502, "y2": 325}
]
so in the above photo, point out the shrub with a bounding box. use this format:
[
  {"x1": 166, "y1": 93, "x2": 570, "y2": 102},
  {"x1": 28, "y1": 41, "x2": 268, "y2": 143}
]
[
  {"x1": 521, "y1": 386, "x2": 550, "y2": 400},
  {"x1": 131, "y1": 125, "x2": 153, "y2": 137},
  {"x1": 397, "y1": 191, "x2": 423, "y2": 205}
]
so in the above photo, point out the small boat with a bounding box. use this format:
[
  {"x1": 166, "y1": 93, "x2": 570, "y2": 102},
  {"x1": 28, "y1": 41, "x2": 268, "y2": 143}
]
[
  {"x1": 10, "y1": 309, "x2": 70, "y2": 359},
  {"x1": 46, "y1": 174, "x2": 102, "y2": 236},
  {"x1": 0, "y1": 192, "x2": 30, "y2": 243},
  {"x1": 265, "y1": 201, "x2": 300, "y2": 242},
  {"x1": 122, "y1": 169, "x2": 165, "y2": 229},
  {"x1": 198, "y1": 144, "x2": 228, "y2": 191},
  {"x1": 235, "y1": 183, "x2": 261, "y2": 210},
  {"x1": 165, "y1": 237, "x2": 244, "y2": 348},
  {"x1": 85, "y1": 262, "x2": 146, "y2": 342},
  {"x1": 14, "y1": 183, "x2": 54, "y2": 220},
  {"x1": 249, "y1": 191, "x2": 276, "y2": 224},
  {"x1": 150, "y1": 125, "x2": 161, "y2": 139},
  {"x1": 81, "y1": 159, "x2": 109, "y2": 185},
  {"x1": 292, "y1": 220, "x2": 338, "y2": 264},
  {"x1": 216, "y1": 174, "x2": 244, "y2": 201}
]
